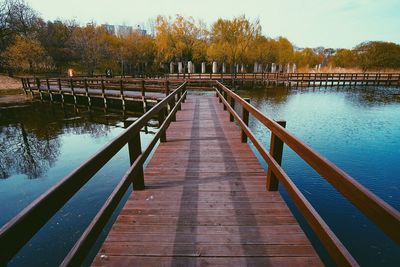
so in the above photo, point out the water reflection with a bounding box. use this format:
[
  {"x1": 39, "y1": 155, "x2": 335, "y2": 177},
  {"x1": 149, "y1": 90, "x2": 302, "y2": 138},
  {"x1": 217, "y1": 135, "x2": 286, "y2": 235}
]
[
  {"x1": 343, "y1": 86, "x2": 400, "y2": 106},
  {"x1": 238, "y1": 85, "x2": 400, "y2": 107},
  {"x1": 0, "y1": 100, "x2": 158, "y2": 267},
  {"x1": 0, "y1": 123, "x2": 60, "y2": 179},
  {"x1": 0, "y1": 102, "x2": 138, "y2": 179}
]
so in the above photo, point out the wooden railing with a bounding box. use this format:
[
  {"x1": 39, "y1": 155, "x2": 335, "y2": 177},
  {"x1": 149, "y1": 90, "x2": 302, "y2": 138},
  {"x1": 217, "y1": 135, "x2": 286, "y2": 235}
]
[
  {"x1": 0, "y1": 82, "x2": 188, "y2": 266},
  {"x1": 21, "y1": 77, "x2": 183, "y2": 96},
  {"x1": 214, "y1": 81, "x2": 400, "y2": 266},
  {"x1": 165, "y1": 72, "x2": 400, "y2": 83},
  {"x1": 20, "y1": 74, "x2": 400, "y2": 100}
]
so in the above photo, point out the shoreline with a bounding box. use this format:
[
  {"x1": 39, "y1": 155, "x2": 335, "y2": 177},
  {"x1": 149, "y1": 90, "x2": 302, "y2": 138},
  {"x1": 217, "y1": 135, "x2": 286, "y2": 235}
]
[{"x1": 0, "y1": 75, "x2": 31, "y2": 104}]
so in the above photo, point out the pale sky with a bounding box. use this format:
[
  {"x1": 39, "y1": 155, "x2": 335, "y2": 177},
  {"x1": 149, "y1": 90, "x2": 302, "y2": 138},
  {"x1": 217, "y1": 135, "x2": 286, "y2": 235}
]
[{"x1": 26, "y1": 0, "x2": 400, "y2": 49}]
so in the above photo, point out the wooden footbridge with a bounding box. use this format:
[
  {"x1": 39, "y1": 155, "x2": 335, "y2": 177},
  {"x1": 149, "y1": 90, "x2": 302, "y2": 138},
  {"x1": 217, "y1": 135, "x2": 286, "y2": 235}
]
[{"x1": 1, "y1": 80, "x2": 399, "y2": 266}]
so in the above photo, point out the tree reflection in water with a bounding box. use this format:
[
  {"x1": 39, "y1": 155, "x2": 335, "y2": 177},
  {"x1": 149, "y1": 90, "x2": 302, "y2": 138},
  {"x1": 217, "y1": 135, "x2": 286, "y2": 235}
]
[
  {"x1": 0, "y1": 123, "x2": 60, "y2": 179},
  {"x1": 0, "y1": 102, "x2": 133, "y2": 179}
]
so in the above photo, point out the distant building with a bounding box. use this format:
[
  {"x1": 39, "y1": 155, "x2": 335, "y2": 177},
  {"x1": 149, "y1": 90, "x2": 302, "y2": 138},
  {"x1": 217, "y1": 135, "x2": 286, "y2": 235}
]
[
  {"x1": 102, "y1": 24, "x2": 147, "y2": 36},
  {"x1": 103, "y1": 24, "x2": 116, "y2": 35}
]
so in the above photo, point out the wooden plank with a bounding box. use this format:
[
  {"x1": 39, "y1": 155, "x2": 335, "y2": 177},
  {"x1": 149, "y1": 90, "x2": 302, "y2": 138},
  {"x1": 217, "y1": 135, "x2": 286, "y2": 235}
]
[
  {"x1": 99, "y1": 243, "x2": 317, "y2": 256},
  {"x1": 92, "y1": 256, "x2": 322, "y2": 267},
  {"x1": 92, "y1": 95, "x2": 322, "y2": 266}
]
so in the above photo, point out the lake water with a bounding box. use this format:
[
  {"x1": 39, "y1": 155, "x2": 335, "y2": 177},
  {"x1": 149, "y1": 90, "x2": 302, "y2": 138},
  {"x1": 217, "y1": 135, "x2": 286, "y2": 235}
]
[
  {"x1": 0, "y1": 102, "x2": 157, "y2": 266},
  {"x1": 0, "y1": 86, "x2": 399, "y2": 266},
  {"x1": 236, "y1": 85, "x2": 400, "y2": 266}
]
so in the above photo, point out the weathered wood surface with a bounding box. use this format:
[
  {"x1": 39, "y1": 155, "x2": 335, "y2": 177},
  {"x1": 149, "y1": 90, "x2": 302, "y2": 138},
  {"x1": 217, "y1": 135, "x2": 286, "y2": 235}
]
[{"x1": 92, "y1": 95, "x2": 323, "y2": 266}]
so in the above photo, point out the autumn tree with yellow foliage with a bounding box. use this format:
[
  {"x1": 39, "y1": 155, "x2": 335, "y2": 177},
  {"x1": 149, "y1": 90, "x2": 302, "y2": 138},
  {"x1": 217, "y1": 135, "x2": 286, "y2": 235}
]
[
  {"x1": 207, "y1": 16, "x2": 261, "y2": 71},
  {"x1": 3, "y1": 35, "x2": 51, "y2": 73},
  {"x1": 154, "y1": 15, "x2": 208, "y2": 64}
]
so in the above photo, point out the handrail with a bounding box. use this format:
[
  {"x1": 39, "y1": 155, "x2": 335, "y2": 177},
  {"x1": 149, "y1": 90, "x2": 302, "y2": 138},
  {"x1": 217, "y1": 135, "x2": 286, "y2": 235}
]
[
  {"x1": 21, "y1": 77, "x2": 185, "y2": 95},
  {"x1": 214, "y1": 81, "x2": 400, "y2": 266},
  {"x1": 0, "y1": 82, "x2": 187, "y2": 265},
  {"x1": 61, "y1": 88, "x2": 187, "y2": 266},
  {"x1": 214, "y1": 88, "x2": 357, "y2": 266}
]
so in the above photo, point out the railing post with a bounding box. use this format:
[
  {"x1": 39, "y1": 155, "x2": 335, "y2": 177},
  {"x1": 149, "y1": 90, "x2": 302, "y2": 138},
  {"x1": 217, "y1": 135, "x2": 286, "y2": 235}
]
[
  {"x1": 27, "y1": 78, "x2": 33, "y2": 96},
  {"x1": 21, "y1": 78, "x2": 27, "y2": 94},
  {"x1": 165, "y1": 80, "x2": 170, "y2": 96},
  {"x1": 182, "y1": 83, "x2": 187, "y2": 103},
  {"x1": 169, "y1": 94, "x2": 176, "y2": 122},
  {"x1": 223, "y1": 91, "x2": 227, "y2": 110},
  {"x1": 241, "y1": 98, "x2": 250, "y2": 142},
  {"x1": 215, "y1": 85, "x2": 222, "y2": 103},
  {"x1": 120, "y1": 80, "x2": 125, "y2": 110},
  {"x1": 229, "y1": 96, "x2": 235, "y2": 122},
  {"x1": 177, "y1": 88, "x2": 182, "y2": 111},
  {"x1": 124, "y1": 118, "x2": 145, "y2": 190},
  {"x1": 101, "y1": 79, "x2": 107, "y2": 109},
  {"x1": 266, "y1": 120, "x2": 286, "y2": 191},
  {"x1": 46, "y1": 78, "x2": 53, "y2": 102},
  {"x1": 84, "y1": 79, "x2": 91, "y2": 106},
  {"x1": 70, "y1": 78, "x2": 77, "y2": 105},
  {"x1": 158, "y1": 102, "x2": 167, "y2": 142},
  {"x1": 141, "y1": 79, "x2": 145, "y2": 98},
  {"x1": 58, "y1": 78, "x2": 64, "y2": 103},
  {"x1": 36, "y1": 78, "x2": 43, "y2": 100}
]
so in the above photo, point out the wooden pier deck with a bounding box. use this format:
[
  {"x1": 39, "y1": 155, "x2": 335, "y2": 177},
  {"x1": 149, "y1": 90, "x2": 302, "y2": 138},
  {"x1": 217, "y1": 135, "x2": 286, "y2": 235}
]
[{"x1": 91, "y1": 94, "x2": 322, "y2": 266}]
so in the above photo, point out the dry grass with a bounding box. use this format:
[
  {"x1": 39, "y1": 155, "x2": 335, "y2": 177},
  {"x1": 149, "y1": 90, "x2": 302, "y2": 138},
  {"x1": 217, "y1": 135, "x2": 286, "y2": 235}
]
[
  {"x1": 0, "y1": 75, "x2": 22, "y2": 90},
  {"x1": 0, "y1": 75, "x2": 31, "y2": 103},
  {"x1": 297, "y1": 67, "x2": 400, "y2": 73}
]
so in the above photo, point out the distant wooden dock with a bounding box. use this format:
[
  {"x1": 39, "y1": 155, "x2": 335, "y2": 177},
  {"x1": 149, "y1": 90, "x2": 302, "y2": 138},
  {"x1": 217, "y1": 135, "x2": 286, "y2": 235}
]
[
  {"x1": 166, "y1": 72, "x2": 400, "y2": 87},
  {"x1": 20, "y1": 77, "x2": 178, "y2": 110},
  {"x1": 1, "y1": 80, "x2": 399, "y2": 267}
]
